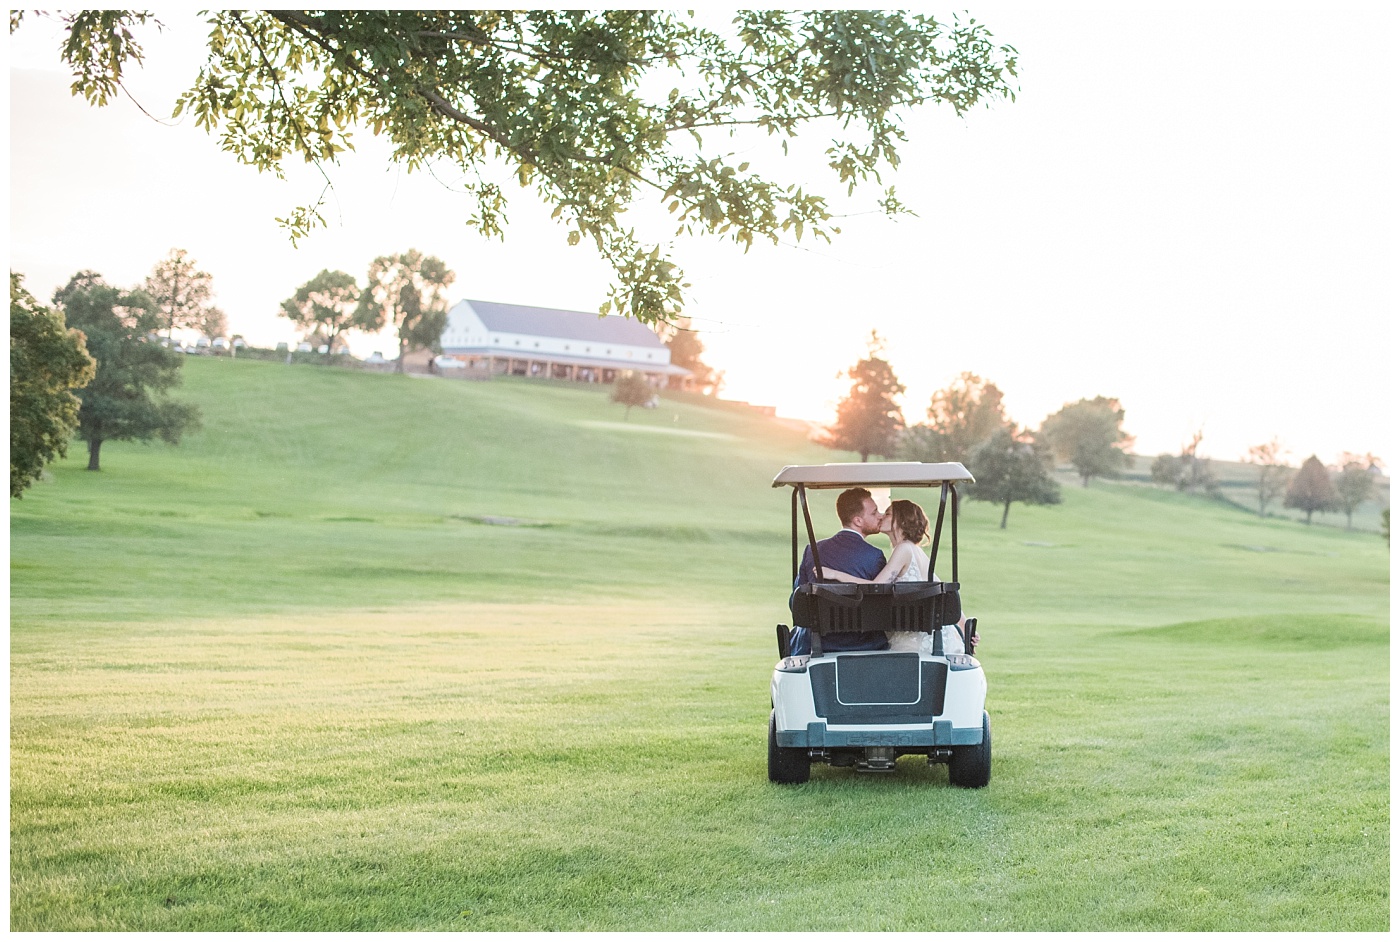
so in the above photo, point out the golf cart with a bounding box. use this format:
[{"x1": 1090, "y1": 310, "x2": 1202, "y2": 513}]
[{"x1": 768, "y1": 462, "x2": 990, "y2": 787}]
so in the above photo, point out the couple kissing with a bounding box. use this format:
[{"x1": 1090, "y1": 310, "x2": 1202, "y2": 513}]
[{"x1": 788, "y1": 486, "x2": 972, "y2": 656}]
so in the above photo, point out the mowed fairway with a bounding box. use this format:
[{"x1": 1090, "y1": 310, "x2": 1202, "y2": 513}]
[{"x1": 10, "y1": 358, "x2": 1389, "y2": 930}]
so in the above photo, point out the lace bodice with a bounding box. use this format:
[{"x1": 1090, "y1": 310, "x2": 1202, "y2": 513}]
[
  {"x1": 895, "y1": 544, "x2": 933, "y2": 583},
  {"x1": 887, "y1": 543, "x2": 957, "y2": 654}
]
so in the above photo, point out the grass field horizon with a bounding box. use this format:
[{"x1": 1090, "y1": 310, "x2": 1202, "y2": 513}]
[{"x1": 10, "y1": 358, "x2": 1389, "y2": 930}]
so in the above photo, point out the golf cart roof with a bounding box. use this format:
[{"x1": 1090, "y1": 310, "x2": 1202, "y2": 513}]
[{"x1": 771, "y1": 462, "x2": 974, "y2": 489}]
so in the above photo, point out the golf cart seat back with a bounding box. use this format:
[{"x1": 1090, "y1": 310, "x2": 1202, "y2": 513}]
[{"x1": 792, "y1": 582, "x2": 961, "y2": 638}]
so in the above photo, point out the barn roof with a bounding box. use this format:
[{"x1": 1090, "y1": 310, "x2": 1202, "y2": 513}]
[{"x1": 463, "y1": 299, "x2": 666, "y2": 348}]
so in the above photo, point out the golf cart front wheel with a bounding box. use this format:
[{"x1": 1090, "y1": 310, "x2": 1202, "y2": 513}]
[
  {"x1": 948, "y1": 711, "x2": 991, "y2": 788},
  {"x1": 768, "y1": 710, "x2": 810, "y2": 784}
]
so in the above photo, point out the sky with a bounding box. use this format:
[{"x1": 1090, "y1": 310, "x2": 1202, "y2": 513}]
[{"x1": 7, "y1": 6, "x2": 1395, "y2": 465}]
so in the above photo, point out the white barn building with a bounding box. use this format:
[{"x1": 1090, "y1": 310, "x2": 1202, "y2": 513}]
[{"x1": 436, "y1": 299, "x2": 691, "y2": 385}]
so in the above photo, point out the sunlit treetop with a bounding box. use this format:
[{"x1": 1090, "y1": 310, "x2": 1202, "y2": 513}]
[{"x1": 16, "y1": 9, "x2": 1018, "y2": 325}]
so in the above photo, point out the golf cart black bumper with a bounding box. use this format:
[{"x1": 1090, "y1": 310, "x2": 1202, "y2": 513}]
[{"x1": 777, "y1": 721, "x2": 983, "y2": 748}]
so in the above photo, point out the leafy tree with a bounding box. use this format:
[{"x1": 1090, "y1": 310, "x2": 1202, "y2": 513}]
[
  {"x1": 1284, "y1": 455, "x2": 1338, "y2": 525},
  {"x1": 967, "y1": 427, "x2": 1061, "y2": 529},
  {"x1": 1335, "y1": 459, "x2": 1377, "y2": 531},
  {"x1": 656, "y1": 317, "x2": 718, "y2": 394},
  {"x1": 24, "y1": 10, "x2": 1018, "y2": 325},
  {"x1": 819, "y1": 331, "x2": 905, "y2": 462},
  {"x1": 143, "y1": 248, "x2": 224, "y2": 340},
  {"x1": 610, "y1": 370, "x2": 654, "y2": 420},
  {"x1": 281, "y1": 270, "x2": 380, "y2": 363},
  {"x1": 357, "y1": 250, "x2": 454, "y2": 373},
  {"x1": 1150, "y1": 453, "x2": 1183, "y2": 489},
  {"x1": 55, "y1": 273, "x2": 201, "y2": 471},
  {"x1": 200, "y1": 307, "x2": 229, "y2": 340},
  {"x1": 1040, "y1": 396, "x2": 1134, "y2": 487},
  {"x1": 1244, "y1": 438, "x2": 1292, "y2": 517},
  {"x1": 900, "y1": 372, "x2": 1009, "y2": 463},
  {"x1": 10, "y1": 273, "x2": 96, "y2": 497}
]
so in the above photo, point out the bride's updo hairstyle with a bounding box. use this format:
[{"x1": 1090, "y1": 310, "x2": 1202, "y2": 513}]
[{"x1": 889, "y1": 499, "x2": 930, "y2": 545}]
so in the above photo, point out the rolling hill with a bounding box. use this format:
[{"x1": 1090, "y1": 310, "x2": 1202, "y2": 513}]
[{"x1": 9, "y1": 357, "x2": 1389, "y2": 931}]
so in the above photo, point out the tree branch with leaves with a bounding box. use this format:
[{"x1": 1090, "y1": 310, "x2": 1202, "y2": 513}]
[{"x1": 18, "y1": 9, "x2": 1018, "y2": 325}]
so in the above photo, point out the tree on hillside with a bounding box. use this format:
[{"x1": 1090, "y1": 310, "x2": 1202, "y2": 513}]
[
  {"x1": 966, "y1": 427, "x2": 1061, "y2": 529},
  {"x1": 1244, "y1": 438, "x2": 1292, "y2": 517},
  {"x1": 1176, "y1": 429, "x2": 1220, "y2": 496},
  {"x1": 1335, "y1": 458, "x2": 1377, "y2": 531},
  {"x1": 818, "y1": 331, "x2": 905, "y2": 462},
  {"x1": 1284, "y1": 455, "x2": 1338, "y2": 525},
  {"x1": 1149, "y1": 452, "x2": 1183, "y2": 489},
  {"x1": 656, "y1": 318, "x2": 719, "y2": 395},
  {"x1": 1151, "y1": 430, "x2": 1219, "y2": 496},
  {"x1": 55, "y1": 273, "x2": 201, "y2": 471},
  {"x1": 357, "y1": 251, "x2": 454, "y2": 373},
  {"x1": 610, "y1": 370, "x2": 654, "y2": 420},
  {"x1": 10, "y1": 273, "x2": 96, "y2": 497},
  {"x1": 24, "y1": 10, "x2": 1018, "y2": 325},
  {"x1": 143, "y1": 248, "x2": 224, "y2": 340},
  {"x1": 1040, "y1": 396, "x2": 1134, "y2": 487},
  {"x1": 281, "y1": 270, "x2": 380, "y2": 363},
  {"x1": 899, "y1": 372, "x2": 1009, "y2": 463}
]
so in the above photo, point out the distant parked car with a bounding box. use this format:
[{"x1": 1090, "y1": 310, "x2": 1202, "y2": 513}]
[
  {"x1": 433, "y1": 355, "x2": 467, "y2": 370},
  {"x1": 211, "y1": 337, "x2": 229, "y2": 353},
  {"x1": 296, "y1": 342, "x2": 313, "y2": 353},
  {"x1": 232, "y1": 338, "x2": 246, "y2": 350},
  {"x1": 194, "y1": 337, "x2": 211, "y2": 353},
  {"x1": 365, "y1": 351, "x2": 387, "y2": 365},
  {"x1": 275, "y1": 342, "x2": 289, "y2": 353}
]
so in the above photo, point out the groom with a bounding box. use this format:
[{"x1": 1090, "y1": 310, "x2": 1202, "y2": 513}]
[{"x1": 787, "y1": 487, "x2": 889, "y2": 655}]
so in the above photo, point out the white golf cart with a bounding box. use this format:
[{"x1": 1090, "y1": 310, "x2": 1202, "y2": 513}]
[{"x1": 769, "y1": 462, "x2": 990, "y2": 787}]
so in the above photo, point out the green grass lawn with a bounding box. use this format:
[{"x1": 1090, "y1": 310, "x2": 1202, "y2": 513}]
[{"x1": 10, "y1": 358, "x2": 1390, "y2": 930}]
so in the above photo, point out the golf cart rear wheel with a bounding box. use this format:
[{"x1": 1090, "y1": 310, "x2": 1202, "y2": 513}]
[
  {"x1": 948, "y1": 711, "x2": 991, "y2": 788},
  {"x1": 768, "y1": 710, "x2": 810, "y2": 784}
]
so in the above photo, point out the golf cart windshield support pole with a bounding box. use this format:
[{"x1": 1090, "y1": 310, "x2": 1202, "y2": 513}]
[
  {"x1": 797, "y1": 484, "x2": 823, "y2": 579},
  {"x1": 929, "y1": 483, "x2": 949, "y2": 581},
  {"x1": 791, "y1": 486, "x2": 799, "y2": 583},
  {"x1": 951, "y1": 484, "x2": 959, "y2": 584}
]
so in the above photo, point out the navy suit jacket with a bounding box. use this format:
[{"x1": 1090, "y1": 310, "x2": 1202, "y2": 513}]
[
  {"x1": 792, "y1": 529, "x2": 888, "y2": 651},
  {"x1": 798, "y1": 529, "x2": 886, "y2": 586}
]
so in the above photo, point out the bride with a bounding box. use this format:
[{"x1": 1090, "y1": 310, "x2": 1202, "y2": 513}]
[{"x1": 817, "y1": 498, "x2": 973, "y2": 655}]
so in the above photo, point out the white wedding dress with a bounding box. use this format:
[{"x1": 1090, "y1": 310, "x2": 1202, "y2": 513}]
[{"x1": 885, "y1": 545, "x2": 964, "y2": 656}]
